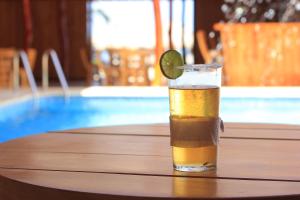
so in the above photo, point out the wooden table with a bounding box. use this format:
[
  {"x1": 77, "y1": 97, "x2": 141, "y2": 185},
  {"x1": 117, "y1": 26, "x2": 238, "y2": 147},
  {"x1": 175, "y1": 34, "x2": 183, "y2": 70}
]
[{"x1": 0, "y1": 123, "x2": 300, "y2": 200}]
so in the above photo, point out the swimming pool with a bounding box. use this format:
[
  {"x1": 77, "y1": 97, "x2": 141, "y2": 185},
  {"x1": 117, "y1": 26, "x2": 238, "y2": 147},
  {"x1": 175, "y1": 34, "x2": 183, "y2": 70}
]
[{"x1": 1, "y1": 94, "x2": 300, "y2": 142}]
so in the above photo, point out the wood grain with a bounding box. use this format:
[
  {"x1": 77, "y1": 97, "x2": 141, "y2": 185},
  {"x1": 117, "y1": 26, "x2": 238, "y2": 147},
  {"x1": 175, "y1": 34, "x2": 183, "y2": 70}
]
[
  {"x1": 1, "y1": 168, "x2": 300, "y2": 200},
  {"x1": 0, "y1": 124, "x2": 300, "y2": 199},
  {"x1": 0, "y1": 133, "x2": 299, "y2": 181},
  {"x1": 59, "y1": 123, "x2": 300, "y2": 140}
]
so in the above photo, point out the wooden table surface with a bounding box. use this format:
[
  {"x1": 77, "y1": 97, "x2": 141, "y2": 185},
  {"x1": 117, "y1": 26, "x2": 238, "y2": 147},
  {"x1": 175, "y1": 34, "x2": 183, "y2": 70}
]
[{"x1": 0, "y1": 123, "x2": 300, "y2": 200}]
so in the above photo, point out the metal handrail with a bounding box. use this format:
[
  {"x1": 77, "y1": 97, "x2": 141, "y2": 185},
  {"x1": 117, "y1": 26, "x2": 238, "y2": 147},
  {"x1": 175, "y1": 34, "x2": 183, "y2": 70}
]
[
  {"x1": 13, "y1": 50, "x2": 39, "y2": 98},
  {"x1": 42, "y1": 49, "x2": 70, "y2": 97}
]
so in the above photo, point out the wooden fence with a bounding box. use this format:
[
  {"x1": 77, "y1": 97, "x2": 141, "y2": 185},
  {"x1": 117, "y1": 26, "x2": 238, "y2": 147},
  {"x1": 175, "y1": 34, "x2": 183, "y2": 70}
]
[{"x1": 215, "y1": 23, "x2": 300, "y2": 86}]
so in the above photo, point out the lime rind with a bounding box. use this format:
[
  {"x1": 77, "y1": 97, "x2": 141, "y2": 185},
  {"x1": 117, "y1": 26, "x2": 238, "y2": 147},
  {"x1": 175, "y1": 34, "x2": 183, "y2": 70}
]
[{"x1": 159, "y1": 50, "x2": 184, "y2": 79}]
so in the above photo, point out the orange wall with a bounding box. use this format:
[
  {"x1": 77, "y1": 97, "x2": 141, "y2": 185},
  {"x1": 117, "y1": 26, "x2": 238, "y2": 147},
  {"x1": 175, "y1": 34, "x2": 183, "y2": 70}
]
[{"x1": 215, "y1": 23, "x2": 300, "y2": 86}]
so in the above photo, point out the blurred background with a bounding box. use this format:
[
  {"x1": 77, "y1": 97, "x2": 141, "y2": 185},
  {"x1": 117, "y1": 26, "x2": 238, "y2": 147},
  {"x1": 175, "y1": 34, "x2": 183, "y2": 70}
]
[
  {"x1": 1, "y1": 0, "x2": 300, "y2": 88},
  {"x1": 2, "y1": 0, "x2": 300, "y2": 142}
]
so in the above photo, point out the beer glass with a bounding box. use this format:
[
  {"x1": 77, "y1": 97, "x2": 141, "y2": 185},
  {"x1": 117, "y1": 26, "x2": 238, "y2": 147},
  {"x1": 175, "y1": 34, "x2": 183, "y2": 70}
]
[{"x1": 169, "y1": 64, "x2": 222, "y2": 172}]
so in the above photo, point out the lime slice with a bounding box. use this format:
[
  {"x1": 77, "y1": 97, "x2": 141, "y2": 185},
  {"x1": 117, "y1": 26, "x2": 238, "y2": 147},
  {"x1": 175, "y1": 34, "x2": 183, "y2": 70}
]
[{"x1": 159, "y1": 50, "x2": 184, "y2": 79}]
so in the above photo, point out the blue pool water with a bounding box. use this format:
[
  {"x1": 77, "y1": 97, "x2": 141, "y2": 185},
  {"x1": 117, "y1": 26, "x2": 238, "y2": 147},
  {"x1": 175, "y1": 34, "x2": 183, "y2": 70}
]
[{"x1": 1, "y1": 96, "x2": 300, "y2": 142}]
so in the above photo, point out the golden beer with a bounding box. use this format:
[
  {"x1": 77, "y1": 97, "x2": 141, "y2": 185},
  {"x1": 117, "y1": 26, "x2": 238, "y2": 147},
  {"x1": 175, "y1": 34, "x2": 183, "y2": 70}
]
[{"x1": 169, "y1": 86, "x2": 220, "y2": 171}]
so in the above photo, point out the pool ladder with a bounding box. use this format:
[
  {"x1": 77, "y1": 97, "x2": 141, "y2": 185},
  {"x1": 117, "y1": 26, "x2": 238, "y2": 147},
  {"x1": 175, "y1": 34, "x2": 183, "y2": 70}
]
[
  {"x1": 13, "y1": 50, "x2": 39, "y2": 98},
  {"x1": 13, "y1": 49, "x2": 70, "y2": 98},
  {"x1": 42, "y1": 49, "x2": 70, "y2": 98}
]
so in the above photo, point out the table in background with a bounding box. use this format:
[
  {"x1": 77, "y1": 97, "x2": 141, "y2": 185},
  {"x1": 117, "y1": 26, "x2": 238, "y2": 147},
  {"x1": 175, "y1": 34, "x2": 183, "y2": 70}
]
[{"x1": 0, "y1": 123, "x2": 300, "y2": 200}]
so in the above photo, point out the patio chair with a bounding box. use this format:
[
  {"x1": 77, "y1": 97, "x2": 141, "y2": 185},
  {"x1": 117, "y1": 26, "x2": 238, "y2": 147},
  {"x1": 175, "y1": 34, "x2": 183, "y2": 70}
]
[
  {"x1": 0, "y1": 48, "x2": 15, "y2": 88},
  {"x1": 20, "y1": 49, "x2": 37, "y2": 87},
  {"x1": 105, "y1": 48, "x2": 153, "y2": 86},
  {"x1": 0, "y1": 48, "x2": 36, "y2": 88},
  {"x1": 80, "y1": 48, "x2": 107, "y2": 85},
  {"x1": 196, "y1": 30, "x2": 221, "y2": 64},
  {"x1": 100, "y1": 48, "x2": 123, "y2": 86}
]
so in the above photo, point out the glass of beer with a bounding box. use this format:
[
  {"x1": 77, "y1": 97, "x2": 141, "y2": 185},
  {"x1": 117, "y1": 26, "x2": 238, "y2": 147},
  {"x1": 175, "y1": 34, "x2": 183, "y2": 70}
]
[{"x1": 168, "y1": 63, "x2": 222, "y2": 172}]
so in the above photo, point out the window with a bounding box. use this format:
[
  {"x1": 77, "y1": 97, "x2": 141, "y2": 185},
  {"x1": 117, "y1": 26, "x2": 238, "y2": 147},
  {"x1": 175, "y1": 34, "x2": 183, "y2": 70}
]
[{"x1": 90, "y1": 0, "x2": 194, "y2": 64}]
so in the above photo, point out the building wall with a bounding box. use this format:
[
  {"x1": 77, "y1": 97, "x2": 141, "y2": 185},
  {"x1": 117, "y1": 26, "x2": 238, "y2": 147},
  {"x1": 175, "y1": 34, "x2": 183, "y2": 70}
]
[
  {"x1": 0, "y1": 0, "x2": 87, "y2": 82},
  {"x1": 194, "y1": 0, "x2": 224, "y2": 64}
]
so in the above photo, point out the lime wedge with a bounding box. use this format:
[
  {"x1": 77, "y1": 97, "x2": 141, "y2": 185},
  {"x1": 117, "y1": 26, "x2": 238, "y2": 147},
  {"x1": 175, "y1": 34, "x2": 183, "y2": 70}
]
[{"x1": 159, "y1": 50, "x2": 184, "y2": 79}]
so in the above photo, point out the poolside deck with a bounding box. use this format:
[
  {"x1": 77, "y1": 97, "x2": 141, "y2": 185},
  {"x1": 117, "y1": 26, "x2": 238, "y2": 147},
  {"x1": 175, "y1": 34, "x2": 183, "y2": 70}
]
[{"x1": 1, "y1": 86, "x2": 300, "y2": 106}]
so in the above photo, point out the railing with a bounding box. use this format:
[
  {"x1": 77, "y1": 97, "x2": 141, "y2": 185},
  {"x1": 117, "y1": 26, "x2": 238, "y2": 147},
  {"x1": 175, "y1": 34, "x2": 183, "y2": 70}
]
[
  {"x1": 42, "y1": 49, "x2": 69, "y2": 97},
  {"x1": 13, "y1": 50, "x2": 39, "y2": 98}
]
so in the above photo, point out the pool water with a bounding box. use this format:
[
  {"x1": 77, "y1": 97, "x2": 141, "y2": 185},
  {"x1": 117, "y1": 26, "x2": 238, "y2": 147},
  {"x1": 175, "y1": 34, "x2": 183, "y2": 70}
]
[{"x1": 1, "y1": 96, "x2": 300, "y2": 142}]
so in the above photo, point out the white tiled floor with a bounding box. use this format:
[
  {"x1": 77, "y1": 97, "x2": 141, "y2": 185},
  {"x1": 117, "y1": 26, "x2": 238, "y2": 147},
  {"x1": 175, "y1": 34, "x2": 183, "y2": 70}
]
[
  {"x1": 0, "y1": 87, "x2": 81, "y2": 106},
  {"x1": 1, "y1": 86, "x2": 300, "y2": 106},
  {"x1": 0, "y1": 89, "x2": 32, "y2": 105}
]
